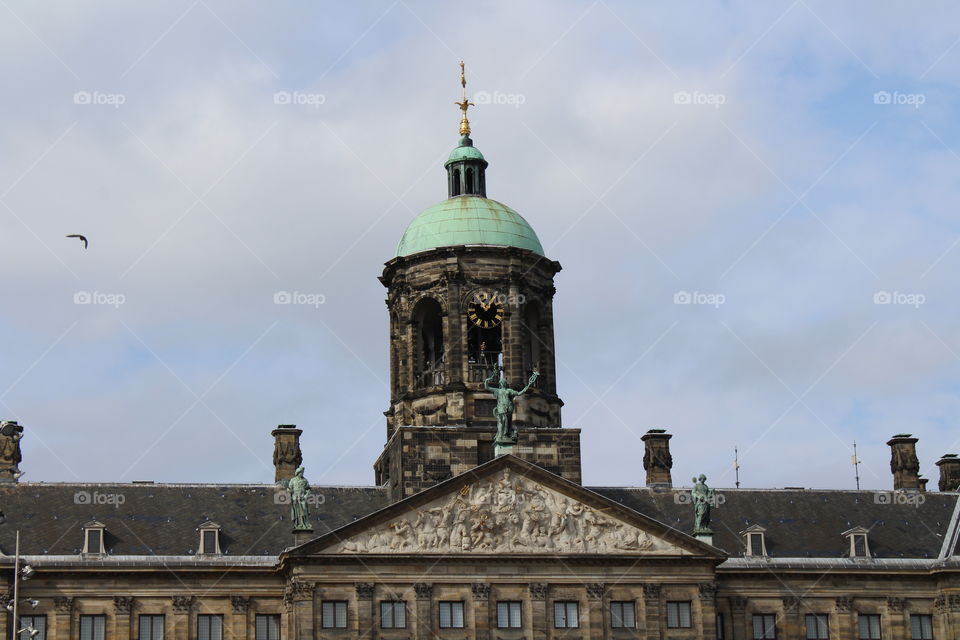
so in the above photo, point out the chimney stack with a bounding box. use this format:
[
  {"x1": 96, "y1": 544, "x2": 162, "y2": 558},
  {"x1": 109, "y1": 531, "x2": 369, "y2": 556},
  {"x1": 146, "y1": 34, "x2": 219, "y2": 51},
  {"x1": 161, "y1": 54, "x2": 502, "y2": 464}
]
[
  {"x1": 272, "y1": 425, "x2": 303, "y2": 483},
  {"x1": 642, "y1": 429, "x2": 673, "y2": 487},
  {"x1": 937, "y1": 454, "x2": 960, "y2": 492},
  {"x1": 887, "y1": 434, "x2": 920, "y2": 491}
]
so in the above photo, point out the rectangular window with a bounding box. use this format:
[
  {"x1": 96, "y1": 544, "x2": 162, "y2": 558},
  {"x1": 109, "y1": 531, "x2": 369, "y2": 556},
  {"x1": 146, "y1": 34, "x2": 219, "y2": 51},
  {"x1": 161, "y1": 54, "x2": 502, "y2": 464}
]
[
  {"x1": 610, "y1": 601, "x2": 636, "y2": 628},
  {"x1": 717, "y1": 613, "x2": 725, "y2": 640},
  {"x1": 667, "y1": 601, "x2": 692, "y2": 629},
  {"x1": 753, "y1": 614, "x2": 777, "y2": 639},
  {"x1": 19, "y1": 616, "x2": 45, "y2": 640},
  {"x1": 858, "y1": 614, "x2": 881, "y2": 640},
  {"x1": 197, "y1": 615, "x2": 223, "y2": 640},
  {"x1": 138, "y1": 615, "x2": 164, "y2": 640},
  {"x1": 805, "y1": 614, "x2": 829, "y2": 639},
  {"x1": 201, "y1": 530, "x2": 218, "y2": 554},
  {"x1": 255, "y1": 615, "x2": 280, "y2": 640},
  {"x1": 553, "y1": 602, "x2": 579, "y2": 629},
  {"x1": 750, "y1": 533, "x2": 765, "y2": 556},
  {"x1": 439, "y1": 601, "x2": 465, "y2": 629},
  {"x1": 853, "y1": 535, "x2": 868, "y2": 557},
  {"x1": 496, "y1": 602, "x2": 522, "y2": 629},
  {"x1": 85, "y1": 529, "x2": 103, "y2": 553},
  {"x1": 380, "y1": 601, "x2": 406, "y2": 629},
  {"x1": 80, "y1": 616, "x2": 106, "y2": 640},
  {"x1": 321, "y1": 601, "x2": 347, "y2": 629},
  {"x1": 911, "y1": 614, "x2": 934, "y2": 640}
]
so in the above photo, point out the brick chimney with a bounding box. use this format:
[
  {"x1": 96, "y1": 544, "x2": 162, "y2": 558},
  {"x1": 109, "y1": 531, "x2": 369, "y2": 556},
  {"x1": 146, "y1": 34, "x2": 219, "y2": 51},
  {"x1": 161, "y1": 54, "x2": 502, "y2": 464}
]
[
  {"x1": 887, "y1": 434, "x2": 920, "y2": 491},
  {"x1": 642, "y1": 429, "x2": 673, "y2": 487},
  {"x1": 272, "y1": 425, "x2": 303, "y2": 483},
  {"x1": 937, "y1": 454, "x2": 960, "y2": 492}
]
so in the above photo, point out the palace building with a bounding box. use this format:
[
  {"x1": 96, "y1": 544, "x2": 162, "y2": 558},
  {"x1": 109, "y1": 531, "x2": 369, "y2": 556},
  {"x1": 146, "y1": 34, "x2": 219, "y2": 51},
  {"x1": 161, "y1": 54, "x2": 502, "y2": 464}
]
[{"x1": 4, "y1": 68, "x2": 960, "y2": 640}]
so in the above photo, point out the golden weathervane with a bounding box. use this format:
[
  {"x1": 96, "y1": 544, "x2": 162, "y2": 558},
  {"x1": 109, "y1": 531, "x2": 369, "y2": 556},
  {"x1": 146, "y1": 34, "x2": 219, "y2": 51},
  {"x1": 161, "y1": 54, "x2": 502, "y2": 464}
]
[{"x1": 454, "y1": 60, "x2": 474, "y2": 136}]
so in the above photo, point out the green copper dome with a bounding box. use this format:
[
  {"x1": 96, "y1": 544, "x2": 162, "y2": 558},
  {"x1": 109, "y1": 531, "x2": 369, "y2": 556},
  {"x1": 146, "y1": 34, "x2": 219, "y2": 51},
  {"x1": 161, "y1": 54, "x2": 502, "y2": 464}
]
[
  {"x1": 446, "y1": 143, "x2": 485, "y2": 165},
  {"x1": 396, "y1": 196, "x2": 544, "y2": 257}
]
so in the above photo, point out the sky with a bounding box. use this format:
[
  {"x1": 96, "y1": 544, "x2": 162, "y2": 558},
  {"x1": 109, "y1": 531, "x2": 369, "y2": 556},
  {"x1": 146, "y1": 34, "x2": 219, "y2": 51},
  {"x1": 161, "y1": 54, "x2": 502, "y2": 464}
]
[{"x1": 2, "y1": 1, "x2": 960, "y2": 491}]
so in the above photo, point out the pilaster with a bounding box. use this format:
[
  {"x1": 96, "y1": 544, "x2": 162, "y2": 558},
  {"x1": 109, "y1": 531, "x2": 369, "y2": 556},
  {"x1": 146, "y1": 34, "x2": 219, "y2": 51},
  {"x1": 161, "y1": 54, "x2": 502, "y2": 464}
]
[
  {"x1": 113, "y1": 597, "x2": 135, "y2": 640},
  {"x1": 171, "y1": 596, "x2": 194, "y2": 640},
  {"x1": 290, "y1": 581, "x2": 315, "y2": 640},
  {"x1": 835, "y1": 596, "x2": 855, "y2": 639},
  {"x1": 586, "y1": 583, "x2": 606, "y2": 640},
  {"x1": 472, "y1": 583, "x2": 492, "y2": 640},
  {"x1": 728, "y1": 596, "x2": 747, "y2": 640},
  {"x1": 643, "y1": 584, "x2": 661, "y2": 639},
  {"x1": 355, "y1": 583, "x2": 375, "y2": 640},
  {"x1": 230, "y1": 596, "x2": 252, "y2": 640},
  {"x1": 414, "y1": 583, "x2": 433, "y2": 640},
  {"x1": 529, "y1": 583, "x2": 548, "y2": 640},
  {"x1": 698, "y1": 583, "x2": 718, "y2": 640}
]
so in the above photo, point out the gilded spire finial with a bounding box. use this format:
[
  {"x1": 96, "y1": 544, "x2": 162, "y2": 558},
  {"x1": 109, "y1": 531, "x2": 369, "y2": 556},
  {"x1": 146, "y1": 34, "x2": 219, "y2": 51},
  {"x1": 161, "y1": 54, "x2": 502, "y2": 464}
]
[{"x1": 454, "y1": 60, "x2": 474, "y2": 137}]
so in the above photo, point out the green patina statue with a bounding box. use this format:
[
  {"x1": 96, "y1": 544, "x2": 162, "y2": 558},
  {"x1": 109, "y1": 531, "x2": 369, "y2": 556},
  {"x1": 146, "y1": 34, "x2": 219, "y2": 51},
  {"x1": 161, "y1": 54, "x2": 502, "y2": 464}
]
[
  {"x1": 691, "y1": 474, "x2": 715, "y2": 535},
  {"x1": 286, "y1": 466, "x2": 313, "y2": 531},
  {"x1": 484, "y1": 366, "x2": 539, "y2": 445}
]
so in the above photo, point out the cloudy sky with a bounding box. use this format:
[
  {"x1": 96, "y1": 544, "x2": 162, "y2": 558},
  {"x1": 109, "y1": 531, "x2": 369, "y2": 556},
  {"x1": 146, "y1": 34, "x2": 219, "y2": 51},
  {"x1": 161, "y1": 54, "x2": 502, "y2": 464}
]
[{"x1": 2, "y1": 1, "x2": 960, "y2": 491}]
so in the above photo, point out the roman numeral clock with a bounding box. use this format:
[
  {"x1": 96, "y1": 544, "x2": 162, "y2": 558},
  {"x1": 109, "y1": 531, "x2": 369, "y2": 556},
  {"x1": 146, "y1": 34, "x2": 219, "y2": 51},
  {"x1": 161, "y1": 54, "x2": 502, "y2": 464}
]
[{"x1": 467, "y1": 292, "x2": 505, "y2": 329}]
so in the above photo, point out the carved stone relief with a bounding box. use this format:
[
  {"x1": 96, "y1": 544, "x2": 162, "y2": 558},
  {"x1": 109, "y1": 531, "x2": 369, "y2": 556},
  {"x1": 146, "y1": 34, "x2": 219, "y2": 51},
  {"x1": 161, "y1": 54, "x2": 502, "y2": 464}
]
[{"x1": 333, "y1": 469, "x2": 682, "y2": 555}]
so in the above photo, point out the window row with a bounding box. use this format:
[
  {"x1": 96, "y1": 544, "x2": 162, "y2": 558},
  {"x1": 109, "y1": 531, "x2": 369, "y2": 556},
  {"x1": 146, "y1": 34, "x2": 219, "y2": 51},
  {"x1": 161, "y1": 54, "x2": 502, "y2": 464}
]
[
  {"x1": 364, "y1": 599, "x2": 680, "y2": 630},
  {"x1": 21, "y1": 615, "x2": 279, "y2": 640},
  {"x1": 748, "y1": 612, "x2": 934, "y2": 640},
  {"x1": 81, "y1": 521, "x2": 222, "y2": 555},
  {"x1": 19, "y1": 606, "x2": 936, "y2": 639},
  {"x1": 742, "y1": 526, "x2": 873, "y2": 558}
]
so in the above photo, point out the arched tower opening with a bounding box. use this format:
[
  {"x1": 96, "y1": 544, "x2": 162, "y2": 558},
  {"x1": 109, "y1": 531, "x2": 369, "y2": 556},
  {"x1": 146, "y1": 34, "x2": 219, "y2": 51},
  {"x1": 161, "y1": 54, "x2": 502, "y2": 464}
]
[
  {"x1": 412, "y1": 298, "x2": 444, "y2": 388},
  {"x1": 467, "y1": 312, "x2": 502, "y2": 383}
]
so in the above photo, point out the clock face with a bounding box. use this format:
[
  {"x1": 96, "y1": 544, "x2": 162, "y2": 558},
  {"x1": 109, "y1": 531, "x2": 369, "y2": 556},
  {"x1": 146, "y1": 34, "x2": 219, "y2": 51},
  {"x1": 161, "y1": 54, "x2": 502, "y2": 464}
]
[{"x1": 467, "y1": 292, "x2": 505, "y2": 328}]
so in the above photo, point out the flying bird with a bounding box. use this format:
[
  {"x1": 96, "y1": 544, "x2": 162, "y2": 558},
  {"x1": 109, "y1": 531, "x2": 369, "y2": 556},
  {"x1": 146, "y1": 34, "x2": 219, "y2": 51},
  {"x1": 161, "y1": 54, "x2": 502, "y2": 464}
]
[{"x1": 66, "y1": 234, "x2": 88, "y2": 249}]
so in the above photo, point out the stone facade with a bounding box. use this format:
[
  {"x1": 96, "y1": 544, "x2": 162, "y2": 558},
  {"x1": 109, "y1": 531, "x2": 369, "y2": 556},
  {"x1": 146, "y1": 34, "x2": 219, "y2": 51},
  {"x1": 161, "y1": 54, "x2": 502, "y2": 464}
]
[
  {"x1": 8, "y1": 454, "x2": 960, "y2": 640},
  {"x1": 381, "y1": 245, "x2": 563, "y2": 433},
  {"x1": 377, "y1": 243, "x2": 578, "y2": 498},
  {"x1": 374, "y1": 424, "x2": 581, "y2": 501}
]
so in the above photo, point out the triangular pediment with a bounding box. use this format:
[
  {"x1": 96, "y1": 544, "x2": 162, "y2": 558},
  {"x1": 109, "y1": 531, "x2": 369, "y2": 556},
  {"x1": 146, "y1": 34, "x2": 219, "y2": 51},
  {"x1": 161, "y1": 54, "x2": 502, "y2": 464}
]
[{"x1": 288, "y1": 456, "x2": 723, "y2": 558}]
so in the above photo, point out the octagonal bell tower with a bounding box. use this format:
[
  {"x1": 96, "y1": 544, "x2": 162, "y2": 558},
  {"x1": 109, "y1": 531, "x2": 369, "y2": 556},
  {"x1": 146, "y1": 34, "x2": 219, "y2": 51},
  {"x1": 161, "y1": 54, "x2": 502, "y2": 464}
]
[{"x1": 374, "y1": 63, "x2": 580, "y2": 501}]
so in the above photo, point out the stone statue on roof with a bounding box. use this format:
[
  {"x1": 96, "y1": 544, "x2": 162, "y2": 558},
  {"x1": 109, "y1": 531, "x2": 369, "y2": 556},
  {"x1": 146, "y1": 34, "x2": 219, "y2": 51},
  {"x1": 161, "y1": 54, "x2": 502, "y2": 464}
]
[
  {"x1": 286, "y1": 466, "x2": 313, "y2": 532},
  {"x1": 484, "y1": 366, "x2": 539, "y2": 446},
  {"x1": 691, "y1": 474, "x2": 715, "y2": 536},
  {"x1": 0, "y1": 421, "x2": 23, "y2": 483}
]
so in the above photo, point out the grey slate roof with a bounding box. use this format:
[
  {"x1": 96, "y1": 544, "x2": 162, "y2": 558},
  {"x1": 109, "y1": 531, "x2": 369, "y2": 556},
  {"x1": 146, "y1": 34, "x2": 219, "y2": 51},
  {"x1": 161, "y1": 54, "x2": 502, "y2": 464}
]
[
  {"x1": 0, "y1": 479, "x2": 955, "y2": 561},
  {"x1": 592, "y1": 486, "x2": 959, "y2": 560},
  {"x1": 0, "y1": 483, "x2": 389, "y2": 556}
]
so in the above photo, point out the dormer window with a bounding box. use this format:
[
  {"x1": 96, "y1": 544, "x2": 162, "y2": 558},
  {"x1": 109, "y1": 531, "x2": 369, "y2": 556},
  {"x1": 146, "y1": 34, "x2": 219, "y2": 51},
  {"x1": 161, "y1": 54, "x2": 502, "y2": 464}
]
[
  {"x1": 82, "y1": 520, "x2": 106, "y2": 555},
  {"x1": 741, "y1": 525, "x2": 767, "y2": 557},
  {"x1": 843, "y1": 526, "x2": 871, "y2": 558},
  {"x1": 198, "y1": 521, "x2": 222, "y2": 555}
]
